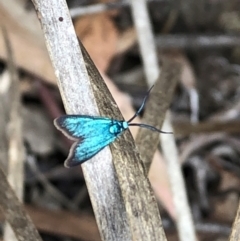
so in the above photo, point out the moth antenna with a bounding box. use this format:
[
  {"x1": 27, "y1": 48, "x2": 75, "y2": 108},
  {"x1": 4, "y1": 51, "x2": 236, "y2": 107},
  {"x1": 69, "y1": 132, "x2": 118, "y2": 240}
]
[
  {"x1": 127, "y1": 85, "x2": 154, "y2": 123},
  {"x1": 128, "y1": 123, "x2": 173, "y2": 134}
]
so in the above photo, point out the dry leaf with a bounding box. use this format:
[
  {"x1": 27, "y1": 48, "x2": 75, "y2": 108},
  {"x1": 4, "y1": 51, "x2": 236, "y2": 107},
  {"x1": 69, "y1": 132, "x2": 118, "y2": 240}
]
[{"x1": 75, "y1": 13, "x2": 118, "y2": 72}]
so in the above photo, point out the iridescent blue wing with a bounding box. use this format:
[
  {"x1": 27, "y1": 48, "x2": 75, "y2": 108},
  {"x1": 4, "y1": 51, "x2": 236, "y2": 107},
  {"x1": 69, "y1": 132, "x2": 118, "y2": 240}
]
[
  {"x1": 54, "y1": 115, "x2": 120, "y2": 167},
  {"x1": 54, "y1": 115, "x2": 115, "y2": 140}
]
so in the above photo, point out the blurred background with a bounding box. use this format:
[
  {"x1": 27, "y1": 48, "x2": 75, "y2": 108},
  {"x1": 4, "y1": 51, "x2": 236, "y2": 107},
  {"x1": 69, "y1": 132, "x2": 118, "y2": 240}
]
[{"x1": 1, "y1": 0, "x2": 240, "y2": 240}]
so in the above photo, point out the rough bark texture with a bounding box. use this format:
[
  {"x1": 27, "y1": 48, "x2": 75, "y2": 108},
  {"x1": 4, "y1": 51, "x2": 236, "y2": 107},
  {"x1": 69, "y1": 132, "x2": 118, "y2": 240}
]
[{"x1": 80, "y1": 41, "x2": 167, "y2": 241}]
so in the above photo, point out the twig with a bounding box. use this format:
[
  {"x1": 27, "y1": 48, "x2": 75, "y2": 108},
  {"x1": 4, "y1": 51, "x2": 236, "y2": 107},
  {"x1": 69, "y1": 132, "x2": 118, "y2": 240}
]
[
  {"x1": 161, "y1": 114, "x2": 197, "y2": 241},
  {"x1": 156, "y1": 34, "x2": 240, "y2": 49},
  {"x1": 179, "y1": 133, "x2": 226, "y2": 163},
  {"x1": 31, "y1": 0, "x2": 166, "y2": 240},
  {"x1": 136, "y1": 59, "x2": 181, "y2": 172},
  {"x1": 173, "y1": 120, "x2": 240, "y2": 137},
  {"x1": 129, "y1": 0, "x2": 197, "y2": 240},
  {"x1": 196, "y1": 222, "x2": 230, "y2": 235},
  {"x1": 0, "y1": 205, "x2": 100, "y2": 241},
  {"x1": 36, "y1": 80, "x2": 73, "y2": 148},
  {"x1": 0, "y1": 165, "x2": 42, "y2": 241},
  {"x1": 130, "y1": 0, "x2": 160, "y2": 83},
  {"x1": 70, "y1": 0, "x2": 129, "y2": 17},
  {"x1": 26, "y1": 155, "x2": 78, "y2": 210},
  {"x1": 2, "y1": 28, "x2": 26, "y2": 241},
  {"x1": 25, "y1": 205, "x2": 101, "y2": 241},
  {"x1": 70, "y1": 0, "x2": 167, "y2": 18}
]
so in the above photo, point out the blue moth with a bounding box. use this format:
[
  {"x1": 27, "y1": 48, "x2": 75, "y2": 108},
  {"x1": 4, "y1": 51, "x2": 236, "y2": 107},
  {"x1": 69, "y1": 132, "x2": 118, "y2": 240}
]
[{"x1": 54, "y1": 86, "x2": 172, "y2": 167}]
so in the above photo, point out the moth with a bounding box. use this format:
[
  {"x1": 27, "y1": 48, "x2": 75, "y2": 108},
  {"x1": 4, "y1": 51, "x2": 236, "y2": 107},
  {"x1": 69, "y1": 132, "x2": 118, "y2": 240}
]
[{"x1": 54, "y1": 86, "x2": 171, "y2": 167}]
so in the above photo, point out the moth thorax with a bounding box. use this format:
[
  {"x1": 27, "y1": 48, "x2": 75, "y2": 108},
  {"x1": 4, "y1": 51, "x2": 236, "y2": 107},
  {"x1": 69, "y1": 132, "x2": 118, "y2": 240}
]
[
  {"x1": 122, "y1": 121, "x2": 128, "y2": 129},
  {"x1": 109, "y1": 121, "x2": 128, "y2": 134}
]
